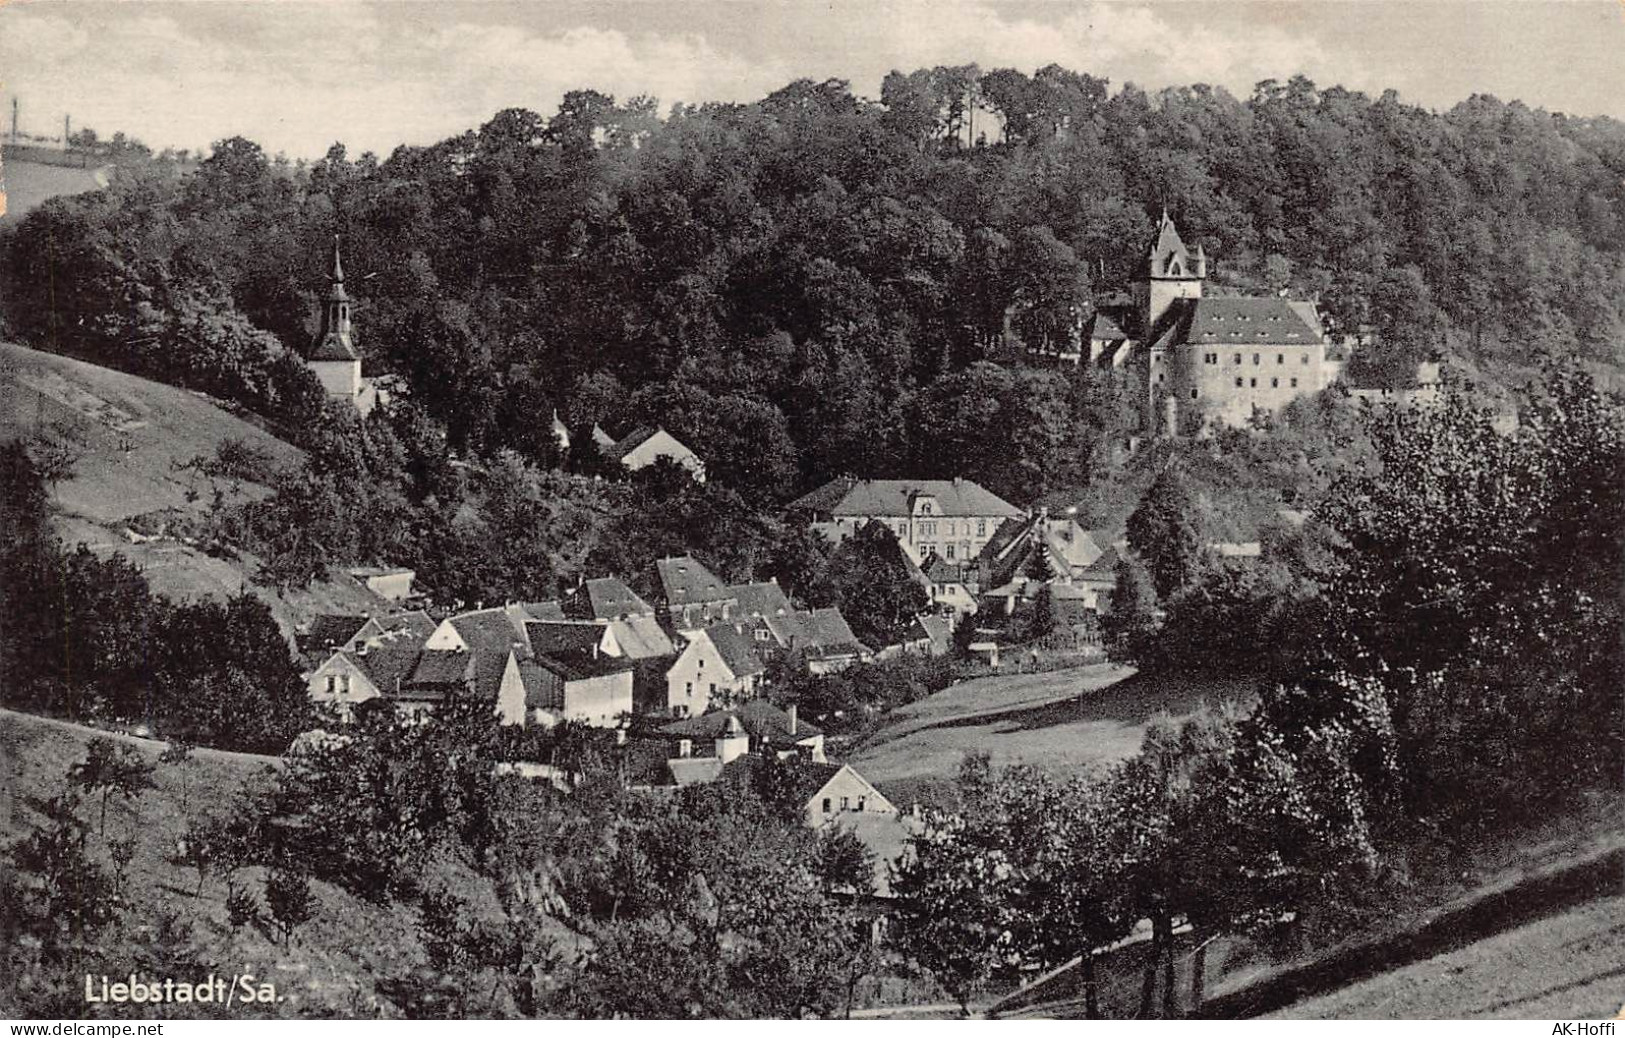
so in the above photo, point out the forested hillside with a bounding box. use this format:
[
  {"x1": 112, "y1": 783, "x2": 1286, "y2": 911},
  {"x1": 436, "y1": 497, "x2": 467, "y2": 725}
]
[{"x1": 3, "y1": 68, "x2": 1623, "y2": 499}]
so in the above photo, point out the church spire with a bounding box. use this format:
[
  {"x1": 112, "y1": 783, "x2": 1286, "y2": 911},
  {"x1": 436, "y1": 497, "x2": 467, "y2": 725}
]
[{"x1": 310, "y1": 236, "x2": 356, "y2": 361}]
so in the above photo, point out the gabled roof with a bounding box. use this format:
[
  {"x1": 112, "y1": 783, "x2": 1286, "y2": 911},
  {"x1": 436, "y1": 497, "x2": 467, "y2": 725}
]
[
  {"x1": 920, "y1": 552, "x2": 972, "y2": 584},
  {"x1": 912, "y1": 615, "x2": 952, "y2": 655},
  {"x1": 375, "y1": 611, "x2": 436, "y2": 641},
  {"x1": 1088, "y1": 312, "x2": 1128, "y2": 341},
  {"x1": 656, "y1": 555, "x2": 734, "y2": 607},
  {"x1": 347, "y1": 643, "x2": 421, "y2": 696},
  {"x1": 300, "y1": 614, "x2": 372, "y2": 652},
  {"x1": 700, "y1": 623, "x2": 766, "y2": 680},
  {"x1": 728, "y1": 580, "x2": 793, "y2": 620},
  {"x1": 1077, "y1": 544, "x2": 1121, "y2": 582},
  {"x1": 308, "y1": 331, "x2": 358, "y2": 362},
  {"x1": 520, "y1": 600, "x2": 566, "y2": 622},
  {"x1": 591, "y1": 424, "x2": 617, "y2": 449},
  {"x1": 532, "y1": 651, "x2": 634, "y2": 682},
  {"x1": 608, "y1": 615, "x2": 676, "y2": 661},
  {"x1": 668, "y1": 756, "x2": 726, "y2": 787},
  {"x1": 586, "y1": 577, "x2": 653, "y2": 620},
  {"x1": 787, "y1": 478, "x2": 1023, "y2": 519},
  {"x1": 607, "y1": 425, "x2": 659, "y2": 461},
  {"x1": 525, "y1": 620, "x2": 609, "y2": 657},
  {"x1": 1147, "y1": 296, "x2": 1324, "y2": 351},
  {"x1": 764, "y1": 607, "x2": 870, "y2": 658}
]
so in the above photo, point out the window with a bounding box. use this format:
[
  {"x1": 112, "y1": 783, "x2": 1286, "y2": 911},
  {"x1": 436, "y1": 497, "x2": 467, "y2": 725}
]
[
  {"x1": 1271, "y1": 377, "x2": 1279, "y2": 388},
  {"x1": 698, "y1": 657, "x2": 704, "y2": 668},
  {"x1": 840, "y1": 796, "x2": 850, "y2": 810},
  {"x1": 1302, "y1": 354, "x2": 1311, "y2": 365},
  {"x1": 708, "y1": 682, "x2": 717, "y2": 696},
  {"x1": 1190, "y1": 388, "x2": 1198, "y2": 400},
  {"x1": 685, "y1": 682, "x2": 693, "y2": 697},
  {"x1": 977, "y1": 519, "x2": 987, "y2": 536},
  {"x1": 1156, "y1": 373, "x2": 1164, "y2": 384},
  {"x1": 946, "y1": 544, "x2": 955, "y2": 559},
  {"x1": 1249, "y1": 377, "x2": 1258, "y2": 388},
  {"x1": 1278, "y1": 354, "x2": 1285, "y2": 365},
  {"x1": 822, "y1": 798, "x2": 832, "y2": 814},
  {"x1": 754, "y1": 627, "x2": 768, "y2": 642},
  {"x1": 920, "y1": 502, "x2": 933, "y2": 516},
  {"x1": 857, "y1": 797, "x2": 866, "y2": 812},
  {"x1": 1290, "y1": 377, "x2": 1299, "y2": 388},
  {"x1": 945, "y1": 521, "x2": 955, "y2": 536},
  {"x1": 1235, "y1": 377, "x2": 1244, "y2": 388},
  {"x1": 325, "y1": 674, "x2": 338, "y2": 695},
  {"x1": 1253, "y1": 353, "x2": 1261, "y2": 365},
  {"x1": 1234, "y1": 354, "x2": 1242, "y2": 364}
]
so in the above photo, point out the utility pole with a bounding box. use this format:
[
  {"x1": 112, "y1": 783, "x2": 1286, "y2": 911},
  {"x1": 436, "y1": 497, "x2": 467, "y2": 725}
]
[
  {"x1": 64, "y1": 113, "x2": 71, "y2": 145},
  {"x1": 10, "y1": 97, "x2": 18, "y2": 142}
]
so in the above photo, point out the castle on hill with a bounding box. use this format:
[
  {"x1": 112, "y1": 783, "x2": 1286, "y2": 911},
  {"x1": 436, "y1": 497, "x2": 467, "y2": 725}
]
[{"x1": 1081, "y1": 213, "x2": 1345, "y2": 437}]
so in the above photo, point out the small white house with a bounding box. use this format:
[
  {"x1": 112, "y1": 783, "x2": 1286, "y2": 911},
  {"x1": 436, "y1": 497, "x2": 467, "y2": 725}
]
[{"x1": 665, "y1": 622, "x2": 765, "y2": 717}]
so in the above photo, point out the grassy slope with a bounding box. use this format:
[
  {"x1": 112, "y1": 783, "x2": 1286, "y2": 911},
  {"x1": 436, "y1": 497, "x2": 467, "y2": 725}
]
[
  {"x1": 853, "y1": 664, "x2": 1256, "y2": 809},
  {"x1": 0, "y1": 341, "x2": 398, "y2": 637},
  {"x1": 0, "y1": 707, "x2": 481, "y2": 1018},
  {"x1": 0, "y1": 157, "x2": 112, "y2": 226}
]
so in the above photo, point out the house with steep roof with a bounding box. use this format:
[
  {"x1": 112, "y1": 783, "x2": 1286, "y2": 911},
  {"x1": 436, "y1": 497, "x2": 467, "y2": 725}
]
[
  {"x1": 763, "y1": 607, "x2": 874, "y2": 674},
  {"x1": 655, "y1": 554, "x2": 739, "y2": 631},
  {"x1": 585, "y1": 576, "x2": 654, "y2": 620},
  {"x1": 977, "y1": 509, "x2": 1106, "y2": 592},
  {"x1": 786, "y1": 477, "x2": 1024, "y2": 564},
  {"x1": 916, "y1": 552, "x2": 979, "y2": 617},
  {"x1": 603, "y1": 425, "x2": 706, "y2": 482},
  {"x1": 659, "y1": 699, "x2": 825, "y2": 762},
  {"x1": 346, "y1": 566, "x2": 417, "y2": 602},
  {"x1": 664, "y1": 622, "x2": 766, "y2": 717}
]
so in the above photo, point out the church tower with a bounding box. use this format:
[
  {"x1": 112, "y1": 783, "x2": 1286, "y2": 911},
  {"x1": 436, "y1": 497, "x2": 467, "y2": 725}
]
[
  {"x1": 307, "y1": 236, "x2": 370, "y2": 414},
  {"x1": 1133, "y1": 211, "x2": 1206, "y2": 334}
]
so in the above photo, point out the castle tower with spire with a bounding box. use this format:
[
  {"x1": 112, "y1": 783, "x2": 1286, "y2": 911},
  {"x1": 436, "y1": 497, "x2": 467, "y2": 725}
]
[
  {"x1": 1133, "y1": 210, "x2": 1206, "y2": 335},
  {"x1": 306, "y1": 236, "x2": 376, "y2": 416}
]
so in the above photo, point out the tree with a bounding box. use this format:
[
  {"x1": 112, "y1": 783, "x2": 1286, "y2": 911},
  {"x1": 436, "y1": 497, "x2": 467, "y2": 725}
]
[
  {"x1": 1101, "y1": 554, "x2": 1159, "y2": 663},
  {"x1": 159, "y1": 738, "x2": 195, "y2": 816},
  {"x1": 265, "y1": 867, "x2": 314, "y2": 946},
  {"x1": 890, "y1": 805, "x2": 1017, "y2": 1014},
  {"x1": 1126, "y1": 466, "x2": 1205, "y2": 599},
  {"x1": 67, "y1": 739, "x2": 156, "y2": 834},
  {"x1": 825, "y1": 521, "x2": 930, "y2": 650}
]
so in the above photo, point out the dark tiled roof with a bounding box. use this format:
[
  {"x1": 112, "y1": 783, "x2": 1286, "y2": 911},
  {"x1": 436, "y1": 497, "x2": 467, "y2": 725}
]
[
  {"x1": 728, "y1": 580, "x2": 793, "y2": 619},
  {"x1": 348, "y1": 643, "x2": 421, "y2": 696},
  {"x1": 586, "y1": 577, "x2": 653, "y2": 620},
  {"x1": 786, "y1": 478, "x2": 1022, "y2": 519},
  {"x1": 521, "y1": 600, "x2": 566, "y2": 622},
  {"x1": 608, "y1": 425, "x2": 663, "y2": 461},
  {"x1": 375, "y1": 611, "x2": 435, "y2": 641},
  {"x1": 308, "y1": 331, "x2": 358, "y2": 362},
  {"x1": 764, "y1": 607, "x2": 870, "y2": 657},
  {"x1": 656, "y1": 555, "x2": 733, "y2": 607},
  {"x1": 301, "y1": 614, "x2": 371, "y2": 652},
  {"x1": 410, "y1": 649, "x2": 475, "y2": 688},
  {"x1": 525, "y1": 620, "x2": 608, "y2": 657},
  {"x1": 1088, "y1": 312, "x2": 1128, "y2": 340},
  {"x1": 533, "y1": 651, "x2": 634, "y2": 682},
  {"x1": 702, "y1": 622, "x2": 766, "y2": 679},
  {"x1": 1148, "y1": 296, "x2": 1324, "y2": 351},
  {"x1": 659, "y1": 699, "x2": 823, "y2": 743}
]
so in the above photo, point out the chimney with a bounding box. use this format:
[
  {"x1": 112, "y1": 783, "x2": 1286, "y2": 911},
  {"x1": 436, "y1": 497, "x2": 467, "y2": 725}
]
[{"x1": 787, "y1": 703, "x2": 797, "y2": 736}]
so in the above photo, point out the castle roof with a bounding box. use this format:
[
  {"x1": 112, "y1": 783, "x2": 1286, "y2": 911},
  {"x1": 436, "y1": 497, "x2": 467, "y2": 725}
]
[{"x1": 1147, "y1": 296, "x2": 1324, "y2": 351}]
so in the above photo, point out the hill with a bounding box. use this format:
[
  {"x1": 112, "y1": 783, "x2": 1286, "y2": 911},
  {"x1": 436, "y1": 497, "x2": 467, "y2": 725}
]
[
  {"x1": 0, "y1": 707, "x2": 468, "y2": 1017},
  {"x1": 0, "y1": 341, "x2": 395, "y2": 635},
  {"x1": 0, "y1": 153, "x2": 113, "y2": 226}
]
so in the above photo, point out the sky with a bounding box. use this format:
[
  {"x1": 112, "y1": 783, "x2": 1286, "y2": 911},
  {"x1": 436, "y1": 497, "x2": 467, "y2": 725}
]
[{"x1": 2, "y1": 0, "x2": 1623, "y2": 160}]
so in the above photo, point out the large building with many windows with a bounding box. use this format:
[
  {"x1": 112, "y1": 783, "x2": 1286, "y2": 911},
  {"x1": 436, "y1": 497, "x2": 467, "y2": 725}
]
[
  {"x1": 786, "y1": 477, "x2": 1024, "y2": 564},
  {"x1": 1087, "y1": 213, "x2": 1334, "y2": 435}
]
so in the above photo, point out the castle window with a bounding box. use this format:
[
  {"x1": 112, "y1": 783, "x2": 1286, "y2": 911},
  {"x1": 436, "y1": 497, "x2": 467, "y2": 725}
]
[
  {"x1": 1290, "y1": 378, "x2": 1299, "y2": 388},
  {"x1": 1271, "y1": 377, "x2": 1279, "y2": 388},
  {"x1": 1250, "y1": 377, "x2": 1258, "y2": 388},
  {"x1": 946, "y1": 544, "x2": 955, "y2": 559},
  {"x1": 1252, "y1": 354, "x2": 1260, "y2": 365},
  {"x1": 1235, "y1": 377, "x2": 1244, "y2": 388},
  {"x1": 1234, "y1": 354, "x2": 1242, "y2": 364},
  {"x1": 1278, "y1": 354, "x2": 1285, "y2": 365},
  {"x1": 1302, "y1": 355, "x2": 1310, "y2": 365},
  {"x1": 1190, "y1": 388, "x2": 1199, "y2": 400}
]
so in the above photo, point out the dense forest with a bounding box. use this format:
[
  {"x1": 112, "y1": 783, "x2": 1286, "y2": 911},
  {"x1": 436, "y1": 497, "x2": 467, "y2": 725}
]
[{"x1": 4, "y1": 67, "x2": 1625, "y2": 498}]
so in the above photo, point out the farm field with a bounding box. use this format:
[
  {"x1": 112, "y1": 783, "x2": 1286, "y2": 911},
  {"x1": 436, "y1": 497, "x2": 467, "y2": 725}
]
[{"x1": 853, "y1": 663, "x2": 1257, "y2": 808}]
